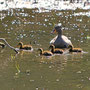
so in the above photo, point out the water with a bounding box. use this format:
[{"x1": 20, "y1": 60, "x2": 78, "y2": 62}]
[
  {"x1": 0, "y1": 0, "x2": 90, "y2": 11},
  {"x1": 0, "y1": 8, "x2": 90, "y2": 90}
]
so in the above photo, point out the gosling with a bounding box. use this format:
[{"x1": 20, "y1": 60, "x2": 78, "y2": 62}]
[
  {"x1": 17, "y1": 42, "x2": 33, "y2": 51},
  {"x1": 0, "y1": 42, "x2": 5, "y2": 48},
  {"x1": 38, "y1": 48, "x2": 53, "y2": 56},
  {"x1": 69, "y1": 46, "x2": 82, "y2": 52},
  {"x1": 49, "y1": 44, "x2": 64, "y2": 54}
]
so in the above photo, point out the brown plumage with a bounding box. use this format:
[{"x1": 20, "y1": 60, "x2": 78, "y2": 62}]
[
  {"x1": 69, "y1": 46, "x2": 82, "y2": 52},
  {"x1": 0, "y1": 42, "x2": 5, "y2": 48},
  {"x1": 49, "y1": 44, "x2": 64, "y2": 54},
  {"x1": 38, "y1": 48, "x2": 53, "y2": 56},
  {"x1": 17, "y1": 42, "x2": 33, "y2": 50}
]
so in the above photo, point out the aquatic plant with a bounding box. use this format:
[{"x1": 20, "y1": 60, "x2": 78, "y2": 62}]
[{"x1": 15, "y1": 62, "x2": 20, "y2": 73}]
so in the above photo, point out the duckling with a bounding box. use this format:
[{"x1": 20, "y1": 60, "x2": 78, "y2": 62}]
[
  {"x1": 50, "y1": 25, "x2": 73, "y2": 49},
  {"x1": 68, "y1": 46, "x2": 82, "y2": 52},
  {"x1": 0, "y1": 42, "x2": 5, "y2": 48},
  {"x1": 49, "y1": 44, "x2": 64, "y2": 54},
  {"x1": 38, "y1": 48, "x2": 53, "y2": 56},
  {"x1": 17, "y1": 42, "x2": 33, "y2": 51}
]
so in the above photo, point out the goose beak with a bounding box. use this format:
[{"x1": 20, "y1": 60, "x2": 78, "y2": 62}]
[{"x1": 51, "y1": 29, "x2": 57, "y2": 34}]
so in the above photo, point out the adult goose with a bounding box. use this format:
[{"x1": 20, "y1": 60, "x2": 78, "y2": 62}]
[{"x1": 50, "y1": 25, "x2": 73, "y2": 49}]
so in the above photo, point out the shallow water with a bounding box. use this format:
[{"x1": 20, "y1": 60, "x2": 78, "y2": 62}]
[{"x1": 0, "y1": 8, "x2": 90, "y2": 90}]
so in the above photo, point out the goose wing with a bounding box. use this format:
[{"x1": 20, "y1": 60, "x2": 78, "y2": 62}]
[
  {"x1": 62, "y1": 35, "x2": 73, "y2": 47},
  {"x1": 50, "y1": 36, "x2": 58, "y2": 44}
]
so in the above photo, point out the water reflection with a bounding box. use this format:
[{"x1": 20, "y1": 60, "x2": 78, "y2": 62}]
[{"x1": 17, "y1": 50, "x2": 33, "y2": 58}]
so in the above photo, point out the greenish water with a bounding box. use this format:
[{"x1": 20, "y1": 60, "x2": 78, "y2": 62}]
[{"x1": 0, "y1": 9, "x2": 90, "y2": 90}]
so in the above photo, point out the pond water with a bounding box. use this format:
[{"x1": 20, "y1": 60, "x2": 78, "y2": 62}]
[{"x1": 0, "y1": 8, "x2": 90, "y2": 90}]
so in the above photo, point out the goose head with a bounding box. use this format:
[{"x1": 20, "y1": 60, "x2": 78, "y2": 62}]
[
  {"x1": 49, "y1": 44, "x2": 55, "y2": 52},
  {"x1": 52, "y1": 25, "x2": 63, "y2": 35},
  {"x1": 38, "y1": 48, "x2": 43, "y2": 55},
  {"x1": 17, "y1": 42, "x2": 23, "y2": 48}
]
